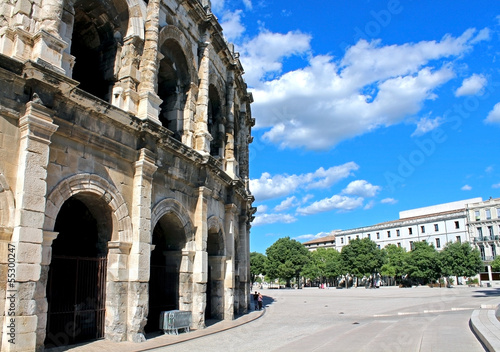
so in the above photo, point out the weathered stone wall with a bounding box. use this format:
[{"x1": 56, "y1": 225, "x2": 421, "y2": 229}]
[{"x1": 0, "y1": 0, "x2": 254, "y2": 351}]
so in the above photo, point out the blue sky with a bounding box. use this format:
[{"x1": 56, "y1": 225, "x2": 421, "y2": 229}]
[{"x1": 211, "y1": 0, "x2": 500, "y2": 254}]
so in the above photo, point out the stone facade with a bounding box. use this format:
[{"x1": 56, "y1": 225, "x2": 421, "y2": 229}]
[{"x1": 0, "y1": 0, "x2": 255, "y2": 351}]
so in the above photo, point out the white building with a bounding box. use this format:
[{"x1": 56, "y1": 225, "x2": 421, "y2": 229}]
[{"x1": 304, "y1": 198, "x2": 480, "y2": 253}]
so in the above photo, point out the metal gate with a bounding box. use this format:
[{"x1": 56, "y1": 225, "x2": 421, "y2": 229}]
[
  {"x1": 45, "y1": 256, "x2": 107, "y2": 347},
  {"x1": 147, "y1": 265, "x2": 178, "y2": 332}
]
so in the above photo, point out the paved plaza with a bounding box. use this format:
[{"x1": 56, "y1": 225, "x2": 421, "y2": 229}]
[{"x1": 67, "y1": 286, "x2": 500, "y2": 352}]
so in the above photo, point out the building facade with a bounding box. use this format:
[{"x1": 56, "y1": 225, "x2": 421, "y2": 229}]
[
  {"x1": 466, "y1": 198, "x2": 500, "y2": 264},
  {"x1": 0, "y1": 1, "x2": 255, "y2": 351}
]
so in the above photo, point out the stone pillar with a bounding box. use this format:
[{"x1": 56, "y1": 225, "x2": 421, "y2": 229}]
[
  {"x1": 179, "y1": 250, "x2": 195, "y2": 312},
  {"x1": 137, "y1": 0, "x2": 162, "y2": 124},
  {"x1": 194, "y1": 36, "x2": 212, "y2": 154},
  {"x1": 2, "y1": 102, "x2": 58, "y2": 352},
  {"x1": 40, "y1": 0, "x2": 64, "y2": 36},
  {"x1": 37, "y1": 231, "x2": 57, "y2": 348},
  {"x1": 192, "y1": 186, "x2": 211, "y2": 329},
  {"x1": 0, "y1": 227, "x2": 13, "y2": 349},
  {"x1": 238, "y1": 215, "x2": 250, "y2": 314},
  {"x1": 224, "y1": 204, "x2": 237, "y2": 320},
  {"x1": 127, "y1": 149, "x2": 157, "y2": 342},
  {"x1": 225, "y1": 71, "x2": 237, "y2": 178}
]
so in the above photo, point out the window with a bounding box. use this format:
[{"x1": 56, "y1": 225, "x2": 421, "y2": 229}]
[
  {"x1": 348, "y1": 236, "x2": 351, "y2": 242},
  {"x1": 376, "y1": 232, "x2": 380, "y2": 239},
  {"x1": 488, "y1": 226, "x2": 494, "y2": 237},
  {"x1": 410, "y1": 241, "x2": 414, "y2": 250},
  {"x1": 456, "y1": 236, "x2": 461, "y2": 243},
  {"x1": 497, "y1": 208, "x2": 500, "y2": 218},
  {"x1": 397, "y1": 242, "x2": 401, "y2": 247},
  {"x1": 479, "y1": 246, "x2": 485, "y2": 260},
  {"x1": 377, "y1": 245, "x2": 381, "y2": 249},
  {"x1": 435, "y1": 238, "x2": 441, "y2": 248},
  {"x1": 486, "y1": 209, "x2": 491, "y2": 220},
  {"x1": 478, "y1": 227, "x2": 483, "y2": 238},
  {"x1": 367, "y1": 234, "x2": 371, "y2": 239},
  {"x1": 341, "y1": 238, "x2": 344, "y2": 244},
  {"x1": 455, "y1": 221, "x2": 460, "y2": 229},
  {"x1": 492, "y1": 244, "x2": 496, "y2": 259},
  {"x1": 356, "y1": 235, "x2": 359, "y2": 239},
  {"x1": 396, "y1": 229, "x2": 400, "y2": 237},
  {"x1": 475, "y1": 210, "x2": 480, "y2": 221},
  {"x1": 421, "y1": 225, "x2": 425, "y2": 233},
  {"x1": 387, "y1": 231, "x2": 391, "y2": 238},
  {"x1": 434, "y1": 224, "x2": 439, "y2": 232},
  {"x1": 408, "y1": 227, "x2": 413, "y2": 235}
]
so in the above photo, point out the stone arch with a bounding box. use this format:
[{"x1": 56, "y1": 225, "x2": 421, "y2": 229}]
[
  {"x1": 0, "y1": 172, "x2": 15, "y2": 230},
  {"x1": 207, "y1": 215, "x2": 226, "y2": 255},
  {"x1": 208, "y1": 83, "x2": 225, "y2": 158},
  {"x1": 151, "y1": 198, "x2": 194, "y2": 244},
  {"x1": 44, "y1": 173, "x2": 132, "y2": 243},
  {"x1": 158, "y1": 26, "x2": 197, "y2": 83}
]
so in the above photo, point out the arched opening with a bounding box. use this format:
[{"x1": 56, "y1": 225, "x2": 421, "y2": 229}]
[
  {"x1": 45, "y1": 195, "x2": 112, "y2": 348},
  {"x1": 70, "y1": 0, "x2": 128, "y2": 102},
  {"x1": 158, "y1": 39, "x2": 190, "y2": 140},
  {"x1": 146, "y1": 213, "x2": 186, "y2": 333},
  {"x1": 205, "y1": 229, "x2": 224, "y2": 321},
  {"x1": 208, "y1": 86, "x2": 223, "y2": 157}
]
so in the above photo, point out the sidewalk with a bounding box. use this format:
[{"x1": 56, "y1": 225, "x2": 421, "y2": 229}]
[{"x1": 48, "y1": 309, "x2": 266, "y2": 352}]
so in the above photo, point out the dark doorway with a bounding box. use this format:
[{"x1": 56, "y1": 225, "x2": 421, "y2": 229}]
[
  {"x1": 45, "y1": 197, "x2": 109, "y2": 348},
  {"x1": 145, "y1": 215, "x2": 185, "y2": 333}
]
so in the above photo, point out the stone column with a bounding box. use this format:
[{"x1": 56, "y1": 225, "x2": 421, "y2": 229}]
[
  {"x1": 40, "y1": 0, "x2": 64, "y2": 36},
  {"x1": 137, "y1": 0, "x2": 162, "y2": 124},
  {"x1": 127, "y1": 149, "x2": 157, "y2": 342},
  {"x1": 238, "y1": 215, "x2": 250, "y2": 314},
  {"x1": 194, "y1": 36, "x2": 212, "y2": 154},
  {"x1": 192, "y1": 186, "x2": 211, "y2": 329},
  {"x1": 1, "y1": 101, "x2": 58, "y2": 352},
  {"x1": 223, "y1": 204, "x2": 237, "y2": 320},
  {"x1": 225, "y1": 71, "x2": 237, "y2": 178}
]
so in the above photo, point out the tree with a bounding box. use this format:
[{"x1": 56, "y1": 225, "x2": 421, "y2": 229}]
[
  {"x1": 341, "y1": 238, "x2": 384, "y2": 286},
  {"x1": 302, "y1": 247, "x2": 341, "y2": 286},
  {"x1": 491, "y1": 256, "x2": 500, "y2": 272},
  {"x1": 404, "y1": 241, "x2": 440, "y2": 285},
  {"x1": 250, "y1": 252, "x2": 267, "y2": 284},
  {"x1": 440, "y1": 242, "x2": 482, "y2": 284},
  {"x1": 381, "y1": 244, "x2": 408, "y2": 284},
  {"x1": 265, "y1": 237, "x2": 311, "y2": 287}
]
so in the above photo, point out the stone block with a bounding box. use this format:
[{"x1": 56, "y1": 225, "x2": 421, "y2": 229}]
[
  {"x1": 15, "y1": 263, "x2": 41, "y2": 282},
  {"x1": 16, "y1": 242, "x2": 42, "y2": 264},
  {"x1": 12, "y1": 226, "x2": 43, "y2": 244}
]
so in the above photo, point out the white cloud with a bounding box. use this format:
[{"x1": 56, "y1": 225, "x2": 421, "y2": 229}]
[
  {"x1": 412, "y1": 116, "x2": 443, "y2": 137},
  {"x1": 294, "y1": 231, "x2": 334, "y2": 242},
  {"x1": 461, "y1": 184, "x2": 472, "y2": 191},
  {"x1": 297, "y1": 195, "x2": 364, "y2": 215},
  {"x1": 247, "y1": 29, "x2": 484, "y2": 150},
  {"x1": 256, "y1": 204, "x2": 268, "y2": 213},
  {"x1": 492, "y1": 183, "x2": 500, "y2": 189},
  {"x1": 342, "y1": 180, "x2": 380, "y2": 197},
  {"x1": 486, "y1": 103, "x2": 500, "y2": 124},
  {"x1": 239, "y1": 30, "x2": 312, "y2": 86},
  {"x1": 455, "y1": 74, "x2": 487, "y2": 96},
  {"x1": 470, "y1": 28, "x2": 491, "y2": 44},
  {"x1": 381, "y1": 198, "x2": 398, "y2": 204},
  {"x1": 274, "y1": 196, "x2": 298, "y2": 212},
  {"x1": 364, "y1": 200, "x2": 375, "y2": 210},
  {"x1": 211, "y1": 0, "x2": 225, "y2": 13},
  {"x1": 252, "y1": 213, "x2": 297, "y2": 226},
  {"x1": 220, "y1": 10, "x2": 245, "y2": 41},
  {"x1": 250, "y1": 162, "x2": 358, "y2": 201},
  {"x1": 242, "y1": 0, "x2": 252, "y2": 10}
]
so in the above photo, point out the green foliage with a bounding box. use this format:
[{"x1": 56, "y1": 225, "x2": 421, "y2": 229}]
[
  {"x1": 404, "y1": 241, "x2": 440, "y2": 284},
  {"x1": 381, "y1": 244, "x2": 407, "y2": 280},
  {"x1": 490, "y1": 256, "x2": 500, "y2": 272},
  {"x1": 302, "y1": 248, "x2": 341, "y2": 282},
  {"x1": 265, "y1": 237, "x2": 311, "y2": 286},
  {"x1": 250, "y1": 252, "x2": 267, "y2": 283},
  {"x1": 340, "y1": 238, "x2": 384, "y2": 277},
  {"x1": 439, "y1": 241, "x2": 483, "y2": 278}
]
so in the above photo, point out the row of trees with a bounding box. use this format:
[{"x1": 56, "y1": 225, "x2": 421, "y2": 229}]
[{"x1": 251, "y1": 237, "x2": 483, "y2": 287}]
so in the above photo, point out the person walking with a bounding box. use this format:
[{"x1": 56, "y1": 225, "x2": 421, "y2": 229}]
[
  {"x1": 258, "y1": 292, "x2": 263, "y2": 310},
  {"x1": 253, "y1": 291, "x2": 259, "y2": 310}
]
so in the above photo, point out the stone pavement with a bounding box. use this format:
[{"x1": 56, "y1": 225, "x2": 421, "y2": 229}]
[
  {"x1": 54, "y1": 286, "x2": 500, "y2": 352},
  {"x1": 47, "y1": 309, "x2": 266, "y2": 352}
]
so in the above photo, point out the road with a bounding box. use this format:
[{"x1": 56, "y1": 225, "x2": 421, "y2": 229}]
[{"x1": 151, "y1": 286, "x2": 499, "y2": 352}]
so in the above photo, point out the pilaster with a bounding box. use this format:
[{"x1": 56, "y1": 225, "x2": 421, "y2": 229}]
[
  {"x1": 2, "y1": 102, "x2": 58, "y2": 352},
  {"x1": 194, "y1": 38, "x2": 212, "y2": 154},
  {"x1": 127, "y1": 148, "x2": 157, "y2": 342}
]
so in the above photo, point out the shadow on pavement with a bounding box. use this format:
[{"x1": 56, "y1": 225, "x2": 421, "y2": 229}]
[{"x1": 471, "y1": 288, "x2": 500, "y2": 297}]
